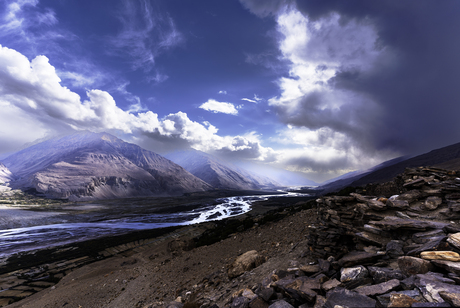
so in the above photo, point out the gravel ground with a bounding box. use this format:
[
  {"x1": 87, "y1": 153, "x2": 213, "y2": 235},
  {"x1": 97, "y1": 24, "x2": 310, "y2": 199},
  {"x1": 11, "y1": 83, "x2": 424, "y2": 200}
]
[{"x1": 7, "y1": 204, "x2": 318, "y2": 308}]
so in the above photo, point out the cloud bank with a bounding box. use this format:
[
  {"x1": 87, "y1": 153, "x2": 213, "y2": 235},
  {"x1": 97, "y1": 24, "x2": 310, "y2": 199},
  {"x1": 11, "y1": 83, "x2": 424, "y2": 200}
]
[
  {"x1": 0, "y1": 45, "x2": 273, "y2": 162},
  {"x1": 239, "y1": 0, "x2": 460, "y2": 177}
]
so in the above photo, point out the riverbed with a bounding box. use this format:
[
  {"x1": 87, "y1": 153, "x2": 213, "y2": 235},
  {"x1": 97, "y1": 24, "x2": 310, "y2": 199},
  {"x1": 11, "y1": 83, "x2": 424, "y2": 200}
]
[{"x1": 0, "y1": 191, "x2": 310, "y2": 261}]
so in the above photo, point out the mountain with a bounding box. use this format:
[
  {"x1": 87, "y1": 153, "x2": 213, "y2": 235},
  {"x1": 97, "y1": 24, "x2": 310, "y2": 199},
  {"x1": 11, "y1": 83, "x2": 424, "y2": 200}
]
[
  {"x1": 165, "y1": 150, "x2": 280, "y2": 190},
  {"x1": 2, "y1": 132, "x2": 211, "y2": 200},
  {"x1": 0, "y1": 162, "x2": 13, "y2": 184},
  {"x1": 320, "y1": 141, "x2": 460, "y2": 193}
]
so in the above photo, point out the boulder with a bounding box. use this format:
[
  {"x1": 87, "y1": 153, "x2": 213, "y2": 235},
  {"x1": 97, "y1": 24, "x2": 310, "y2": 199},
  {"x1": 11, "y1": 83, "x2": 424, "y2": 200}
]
[
  {"x1": 398, "y1": 256, "x2": 434, "y2": 276},
  {"x1": 228, "y1": 250, "x2": 266, "y2": 278},
  {"x1": 340, "y1": 266, "x2": 368, "y2": 283}
]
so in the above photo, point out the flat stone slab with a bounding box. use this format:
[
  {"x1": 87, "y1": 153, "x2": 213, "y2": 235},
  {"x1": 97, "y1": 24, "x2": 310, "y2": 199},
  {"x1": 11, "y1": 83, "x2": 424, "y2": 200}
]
[
  {"x1": 431, "y1": 260, "x2": 460, "y2": 276},
  {"x1": 355, "y1": 278, "x2": 400, "y2": 296},
  {"x1": 325, "y1": 288, "x2": 376, "y2": 308},
  {"x1": 370, "y1": 217, "x2": 448, "y2": 231},
  {"x1": 338, "y1": 251, "x2": 381, "y2": 267}
]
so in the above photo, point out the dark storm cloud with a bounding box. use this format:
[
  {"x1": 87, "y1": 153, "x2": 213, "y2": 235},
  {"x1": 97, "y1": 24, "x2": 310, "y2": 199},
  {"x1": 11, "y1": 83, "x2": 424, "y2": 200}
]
[{"x1": 243, "y1": 0, "x2": 460, "y2": 157}]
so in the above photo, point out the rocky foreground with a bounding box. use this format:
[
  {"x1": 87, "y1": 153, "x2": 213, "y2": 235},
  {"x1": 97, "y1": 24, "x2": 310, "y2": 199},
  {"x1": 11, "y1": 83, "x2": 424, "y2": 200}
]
[{"x1": 5, "y1": 166, "x2": 460, "y2": 307}]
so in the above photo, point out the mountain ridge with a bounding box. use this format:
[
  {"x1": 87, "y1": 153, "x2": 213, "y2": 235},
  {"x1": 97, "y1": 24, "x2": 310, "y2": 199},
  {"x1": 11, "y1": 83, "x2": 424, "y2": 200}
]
[{"x1": 2, "y1": 132, "x2": 211, "y2": 200}]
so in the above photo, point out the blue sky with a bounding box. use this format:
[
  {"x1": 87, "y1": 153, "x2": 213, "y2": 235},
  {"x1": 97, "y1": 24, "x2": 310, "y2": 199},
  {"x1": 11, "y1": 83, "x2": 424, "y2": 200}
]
[{"x1": 0, "y1": 0, "x2": 459, "y2": 182}]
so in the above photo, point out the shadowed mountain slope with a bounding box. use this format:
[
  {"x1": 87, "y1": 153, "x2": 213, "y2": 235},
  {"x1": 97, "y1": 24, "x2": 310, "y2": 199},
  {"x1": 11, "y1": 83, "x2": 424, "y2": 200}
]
[{"x1": 165, "y1": 150, "x2": 280, "y2": 190}]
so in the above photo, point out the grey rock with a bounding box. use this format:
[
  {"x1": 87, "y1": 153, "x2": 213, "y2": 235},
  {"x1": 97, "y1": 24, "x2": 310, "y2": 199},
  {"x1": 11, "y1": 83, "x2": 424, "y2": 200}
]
[
  {"x1": 416, "y1": 273, "x2": 455, "y2": 285},
  {"x1": 397, "y1": 190, "x2": 423, "y2": 203},
  {"x1": 367, "y1": 199, "x2": 386, "y2": 211},
  {"x1": 386, "y1": 240, "x2": 405, "y2": 258},
  {"x1": 387, "y1": 199, "x2": 410, "y2": 210},
  {"x1": 431, "y1": 260, "x2": 460, "y2": 276},
  {"x1": 447, "y1": 232, "x2": 460, "y2": 250},
  {"x1": 406, "y1": 236, "x2": 447, "y2": 256},
  {"x1": 166, "y1": 302, "x2": 184, "y2": 308},
  {"x1": 340, "y1": 266, "x2": 368, "y2": 283},
  {"x1": 322, "y1": 278, "x2": 341, "y2": 292},
  {"x1": 228, "y1": 250, "x2": 266, "y2": 279},
  {"x1": 338, "y1": 251, "x2": 381, "y2": 267},
  {"x1": 354, "y1": 278, "x2": 400, "y2": 296},
  {"x1": 267, "y1": 300, "x2": 294, "y2": 308},
  {"x1": 413, "y1": 230, "x2": 447, "y2": 244},
  {"x1": 368, "y1": 266, "x2": 405, "y2": 284},
  {"x1": 411, "y1": 302, "x2": 452, "y2": 307},
  {"x1": 324, "y1": 288, "x2": 376, "y2": 308},
  {"x1": 439, "y1": 291, "x2": 460, "y2": 307},
  {"x1": 257, "y1": 288, "x2": 275, "y2": 302},
  {"x1": 232, "y1": 297, "x2": 250, "y2": 308},
  {"x1": 424, "y1": 196, "x2": 443, "y2": 210},
  {"x1": 398, "y1": 256, "x2": 434, "y2": 276},
  {"x1": 415, "y1": 275, "x2": 460, "y2": 303},
  {"x1": 370, "y1": 217, "x2": 448, "y2": 231}
]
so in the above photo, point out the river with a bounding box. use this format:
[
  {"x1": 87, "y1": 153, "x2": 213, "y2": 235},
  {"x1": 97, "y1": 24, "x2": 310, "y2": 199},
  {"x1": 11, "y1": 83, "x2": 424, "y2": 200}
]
[{"x1": 0, "y1": 191, "x2": 309, "y2": 261}]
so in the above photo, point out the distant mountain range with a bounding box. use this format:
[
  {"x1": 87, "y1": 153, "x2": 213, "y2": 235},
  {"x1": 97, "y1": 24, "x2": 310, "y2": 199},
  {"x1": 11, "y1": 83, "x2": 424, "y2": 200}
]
[
  {"x1": 1, "y1": 132, "x2": 211, "y2": 200},
  {"x1": 165, "y1": 150, "x2": 280, "y2": 190},
  {"x1": 2, "y1": 131, "x2": 460, "y2": 200}
]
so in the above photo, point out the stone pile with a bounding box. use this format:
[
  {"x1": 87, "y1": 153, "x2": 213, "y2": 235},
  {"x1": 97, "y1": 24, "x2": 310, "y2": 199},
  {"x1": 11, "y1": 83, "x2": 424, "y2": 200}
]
[{"x1": 167, "y1": 167, "x2": 460, "y2": 308}]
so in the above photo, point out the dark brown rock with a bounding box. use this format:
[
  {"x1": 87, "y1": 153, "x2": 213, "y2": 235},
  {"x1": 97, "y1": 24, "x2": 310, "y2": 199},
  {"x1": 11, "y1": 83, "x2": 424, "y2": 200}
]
[
  {"x1": 340, "y1": 266, "x2": 368, "y2": 283},
  {"x1": 387, "y1": 199, "x2": 410, "y2": 209},
  {"x1": 228, "y1": 250, "x2": 266, "y2": 279},
  {"x1": 423, "y1": 196, "x2": 443, "y2": 210},
  {"x1": 249, "y1": 297, "x2": 269, "y2": 308},
  {"x1": 406, "y1": 236, "x2": 447, "y2": 256},
  {"x1": 387, "y1": 293, "x2": 418, "y2": 308},
  {"x1": 386, "y1": 240, "x2": 405, "y2": 258},
  {"x1": 398, "y1": 256, "x2": 434, "y2": 276}
]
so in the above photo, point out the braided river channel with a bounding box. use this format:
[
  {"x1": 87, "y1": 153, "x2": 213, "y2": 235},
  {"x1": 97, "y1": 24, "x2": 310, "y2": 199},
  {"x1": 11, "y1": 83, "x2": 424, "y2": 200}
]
[{"x1": 0, "y1": 191, "x2": 309, "y2": 261}]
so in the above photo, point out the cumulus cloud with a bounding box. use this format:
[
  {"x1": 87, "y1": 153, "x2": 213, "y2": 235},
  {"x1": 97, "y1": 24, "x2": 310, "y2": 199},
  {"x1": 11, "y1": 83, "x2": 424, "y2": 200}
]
[
  {"x1": 242, "y1": 0, "x2": 460, "y2": 177},
  {"x1": 0, "y1": 45, "x2": 272, "y2": 163},
  {"x1": 199, "y1": 99, "x2": 239, "y2": 115}
]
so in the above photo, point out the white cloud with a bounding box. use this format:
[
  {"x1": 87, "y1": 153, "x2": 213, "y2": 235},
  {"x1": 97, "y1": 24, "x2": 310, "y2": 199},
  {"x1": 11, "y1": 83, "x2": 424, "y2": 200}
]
[
  {"x1": 218, "y1": 90, "x2": 227, "y2": 94},
  {"x1": 241, "y1": 94, "x2": 262, "y2": 104},
  {"x1": 264, "y1": 9, "x2": 394, "y2": 175},
  {"x1": 199, "y1": 99, "x2": 239, "y2": 115},
  {"x1": 0, "y1": 45, "x2": 274, "y2": 164}
]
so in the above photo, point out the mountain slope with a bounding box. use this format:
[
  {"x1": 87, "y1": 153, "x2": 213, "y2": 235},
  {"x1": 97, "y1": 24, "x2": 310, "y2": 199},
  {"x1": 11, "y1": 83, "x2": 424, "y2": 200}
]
[
  {"x1": 165, "y1": 150, "x2": 280, "y2": 190},
  {"x1": 0, "y1": 163, "x2": 13, "y2": 184},
  {"x1": 2, "y1": 132, "x2": 211, "y2": 200},
  {"x1": 350, "y1": 142, "x2": 460, "y2": 187}
]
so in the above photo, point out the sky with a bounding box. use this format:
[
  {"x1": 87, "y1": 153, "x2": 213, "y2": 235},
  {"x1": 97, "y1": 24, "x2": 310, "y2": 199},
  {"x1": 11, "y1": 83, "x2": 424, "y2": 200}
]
[{"x1": 0, "y1": 0, "x2": 459, "y2": 183}]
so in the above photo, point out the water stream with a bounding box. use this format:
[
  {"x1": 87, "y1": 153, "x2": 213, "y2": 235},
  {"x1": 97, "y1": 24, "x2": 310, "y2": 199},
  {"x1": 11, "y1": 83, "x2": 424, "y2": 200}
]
[{"x1": 0, "y1": 192, "x2": 308, "y2": 260}]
